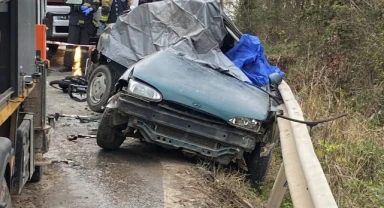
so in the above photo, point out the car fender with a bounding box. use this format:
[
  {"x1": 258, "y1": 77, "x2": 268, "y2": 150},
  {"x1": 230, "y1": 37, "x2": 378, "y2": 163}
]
[{"x1": 0, "y1": 137, "x2": 13, "y2": 188}]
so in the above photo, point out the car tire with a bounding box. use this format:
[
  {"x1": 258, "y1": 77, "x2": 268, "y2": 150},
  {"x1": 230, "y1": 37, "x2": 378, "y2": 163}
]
[
  {"x1": 86, "y1": 63, "x2": 99, "y2": 83},
  {"x1": 0, "y1": 176, "x2": 12, "y2": 208},
  {"x1": 245, "y1": 143, "x2": 273, "y2": 188},
  {"x1": 97, "y1": 108, "x2": 126, "y2": 151},
  {"x1": 30, "y1": 166, "x2": 43, "y2": 182},
  {"x1": 86, "y1": 65, "x2": 115, "y2": 113}
]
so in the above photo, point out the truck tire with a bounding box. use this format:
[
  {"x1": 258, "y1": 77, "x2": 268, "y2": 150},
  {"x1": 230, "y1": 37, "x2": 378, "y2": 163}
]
[
  {"x1": 87, "y1": 65, "x2": 115, "y2": 113},
  {"x1": 0, "y1": 177, "x2": 12, "y2": 208},
  {"x1": 245, "y1": 143, "x2": 273, "y2": 188},
  {"x1": 97, "y1": 108, "x2": 126, "y2": 151},
  {"x1": 30, "y1": 166, "x2": 43, "y2": 182}
]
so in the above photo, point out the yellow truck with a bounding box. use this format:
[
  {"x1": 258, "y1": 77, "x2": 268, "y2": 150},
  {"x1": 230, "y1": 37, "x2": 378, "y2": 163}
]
[{"x1": 0, "y1": 0, "x2": 53, "y2": 206}]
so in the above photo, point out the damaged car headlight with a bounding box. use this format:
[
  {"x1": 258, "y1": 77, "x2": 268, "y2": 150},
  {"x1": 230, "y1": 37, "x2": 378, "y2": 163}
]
[
  {"x1": 127, "y1": 79, "x2": 162, "y2": 102},
  {"x1": 228, "y1": 117, "x2": 261, "y2": 133},
  {"x1": 106, "y1": 93, "x2": 120, "y2": 109}
]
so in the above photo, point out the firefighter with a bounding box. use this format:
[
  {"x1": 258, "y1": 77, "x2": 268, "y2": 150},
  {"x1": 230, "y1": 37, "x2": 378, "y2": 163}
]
[
  {"x1": 99, "y1": 0, "x2": 130, "y2": 30},
  {"x1": 59, "y1": 0, "x2": 100, "y2": 72}
]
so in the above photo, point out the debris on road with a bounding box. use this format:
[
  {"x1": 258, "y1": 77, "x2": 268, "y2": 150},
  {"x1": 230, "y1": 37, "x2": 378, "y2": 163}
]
[
  {"x1": 51, "y1": 159, "x2": 73, "y2": 165},
  {"x1": 67, "y1": 134, "x2": 96, "y2": 141},
  {"x1": 68, "y1": 84, "x2": 88, "y2": 102},
  {"x1": 67, "y1": 135, "x2": 78, "y2": 141},
  {"x1": 49, "y1": 75, "x2": 87, "y2": 93},
  {"x1": 49, "y1": 75, "x2": 88, "y2": 102},
  {"x1": 75, "y1": 115, "x2": 100, "y2": 123},
  {"x1": 88, "y1": 128, "x2": 98, "y2": 135},
  {"x1": 49, "y1": 113, "x2": 101, "y2": 123}
]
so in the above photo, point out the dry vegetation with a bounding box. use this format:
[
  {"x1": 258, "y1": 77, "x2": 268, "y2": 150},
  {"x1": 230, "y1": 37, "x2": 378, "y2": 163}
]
[{"x1": 204, "y1": 0, "x2": 384, "y2": 207}]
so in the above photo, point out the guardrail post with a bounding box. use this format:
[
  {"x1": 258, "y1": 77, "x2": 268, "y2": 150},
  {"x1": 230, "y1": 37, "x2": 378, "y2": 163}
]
[{"x1": 266, "y1": 163, "x2": 287, "y2": 208}]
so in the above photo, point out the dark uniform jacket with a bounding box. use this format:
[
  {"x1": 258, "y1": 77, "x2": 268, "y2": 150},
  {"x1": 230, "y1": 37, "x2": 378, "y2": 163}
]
[
  {"x1": 101, "y1": 0, "x2": 129, "y2": 24},
  {"x1": 69, "y1": 0, "x2": 100, "y2": 27}
]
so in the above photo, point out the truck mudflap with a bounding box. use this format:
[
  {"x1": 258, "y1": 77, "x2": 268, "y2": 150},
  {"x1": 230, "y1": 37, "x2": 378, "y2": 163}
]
[
  {"x1": 12, "y1": 113, "x2": 34, "y2": 194},
  {"x1": 0, "y1": 137, "x2": 13, "y2": 196}
]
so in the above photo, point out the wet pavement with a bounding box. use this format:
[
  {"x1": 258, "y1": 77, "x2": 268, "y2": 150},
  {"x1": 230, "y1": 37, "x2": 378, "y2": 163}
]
[{"x1": 11, "y1": 71, "x2": 207, "y2": 208}]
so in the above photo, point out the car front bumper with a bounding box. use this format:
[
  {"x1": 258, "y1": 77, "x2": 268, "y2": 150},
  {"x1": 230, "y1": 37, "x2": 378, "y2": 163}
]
[{"x1": 114, "y1": 93, "x2": 260, "y2": 164}]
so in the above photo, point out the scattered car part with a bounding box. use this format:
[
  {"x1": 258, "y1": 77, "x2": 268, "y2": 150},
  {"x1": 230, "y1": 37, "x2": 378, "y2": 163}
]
[
  {"x1": 68, "y1": 84, "x2": 87, "y2": 102},
  {"x1": 67, "y1": 134, "x2": 96, "y2": 141},
  {"x1": 49, "y1": 75, "x2": 87, "y2": 93},
  {"x1": 276, "y1": 112, "x2": 348, "y2": 128}
]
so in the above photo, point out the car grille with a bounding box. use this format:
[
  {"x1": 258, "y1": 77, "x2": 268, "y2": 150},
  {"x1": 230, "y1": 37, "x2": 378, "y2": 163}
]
[
  {"x1": 154, "y1": 124, "x2": 218, "y2": 149},
  {"x1": 159, "y1": 101, "x2": 227, "y2": 125}
]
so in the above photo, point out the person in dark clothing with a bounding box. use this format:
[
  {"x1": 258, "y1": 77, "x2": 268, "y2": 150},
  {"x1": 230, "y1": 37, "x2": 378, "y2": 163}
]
[
  {"x1": 59, "y1": 0, "x2": 100, "y2": 72},
  {"x1": 100, "y1": 0, "x2": 129, "y2": 30}
]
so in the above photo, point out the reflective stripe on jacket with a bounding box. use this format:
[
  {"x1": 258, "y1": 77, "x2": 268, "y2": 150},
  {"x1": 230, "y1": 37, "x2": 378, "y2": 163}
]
[{"x1": 101, "y1": 0, "x2": 129, "y2": 24}]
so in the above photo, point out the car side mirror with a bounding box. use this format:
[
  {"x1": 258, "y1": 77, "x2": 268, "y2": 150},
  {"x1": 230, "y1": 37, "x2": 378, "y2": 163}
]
[
  {"x1": 269, "y1": 73, "x2": 283, "y2": 86},
  {"x1": 65, "y1": 0, "x2": 83, "y2": 4}
]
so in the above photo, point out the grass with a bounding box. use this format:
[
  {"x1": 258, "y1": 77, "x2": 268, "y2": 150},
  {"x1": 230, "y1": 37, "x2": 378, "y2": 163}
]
[{"x1": 296, "y1": 83, "x2": 384, "y2": 207}]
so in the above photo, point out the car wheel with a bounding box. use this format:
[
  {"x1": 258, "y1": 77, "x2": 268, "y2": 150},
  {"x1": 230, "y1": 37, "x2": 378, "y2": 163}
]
[
  {"x1": 86, "y1": 65, "x2": 114, "y2": 113},
  {"x1": 86, "y1": 63, "x2": 99, "y2": 83},
  {"x1": 0, "y1": 177, "x2": 12, "y2": 208},
  {"x1": 97, "y1": 108, "x2": 127, "y2": 151},
  {"x1": 245, "y1": 143, "x2": 273, "y2": 188}
]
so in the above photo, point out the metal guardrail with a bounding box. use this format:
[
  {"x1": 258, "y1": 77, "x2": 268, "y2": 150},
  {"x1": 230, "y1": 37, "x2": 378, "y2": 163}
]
[{"x1": 267, "y1": 81, "x2": 338, "y2": 208}]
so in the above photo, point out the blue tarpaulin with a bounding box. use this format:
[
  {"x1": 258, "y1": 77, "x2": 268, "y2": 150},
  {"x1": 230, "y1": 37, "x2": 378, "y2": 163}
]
[{"x1": 225, "y1": 34, "x2": 285, "y2": 87}]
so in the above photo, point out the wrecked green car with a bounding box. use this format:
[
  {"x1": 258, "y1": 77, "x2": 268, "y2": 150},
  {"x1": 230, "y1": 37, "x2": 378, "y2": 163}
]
[{"x1": 95, "y1": 0, "x2": 282, "y2": 185}]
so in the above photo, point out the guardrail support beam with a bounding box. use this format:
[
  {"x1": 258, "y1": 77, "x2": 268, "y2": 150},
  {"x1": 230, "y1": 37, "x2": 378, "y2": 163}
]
[{"x1": 267, "y1": 163, "x2": 287, "y2": 208}]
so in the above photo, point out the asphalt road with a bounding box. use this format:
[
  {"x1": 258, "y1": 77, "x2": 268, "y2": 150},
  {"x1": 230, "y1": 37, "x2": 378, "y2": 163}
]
[{"x1": 11, "y1": 70, "x2": 209, "y2": 208}]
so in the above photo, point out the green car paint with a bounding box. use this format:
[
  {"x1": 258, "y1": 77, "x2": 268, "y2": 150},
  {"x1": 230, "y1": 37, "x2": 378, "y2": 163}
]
[{"x1": 130, "y1": 51, "x2": 271, "y2": 122}]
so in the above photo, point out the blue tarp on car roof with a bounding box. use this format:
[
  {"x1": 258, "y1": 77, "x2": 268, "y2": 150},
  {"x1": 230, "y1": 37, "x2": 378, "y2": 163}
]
[{"x1": 225, "y1": 34, "x2": 285, "y2": 87}]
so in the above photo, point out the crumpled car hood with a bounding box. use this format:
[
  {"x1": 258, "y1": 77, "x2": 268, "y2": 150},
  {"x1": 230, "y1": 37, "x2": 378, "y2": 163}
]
[
  {"x1": 98, "y1": 0, "x2": 251, "y2": 84},
  {"x1": 123, "y1": 51, "x2": 270, "y2": 122}
]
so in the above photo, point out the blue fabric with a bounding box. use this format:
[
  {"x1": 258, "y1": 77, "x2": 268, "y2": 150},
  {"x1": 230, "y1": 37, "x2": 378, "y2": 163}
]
[{"x1": 225, "y1": 34, "x2": 285, "y2": 87}]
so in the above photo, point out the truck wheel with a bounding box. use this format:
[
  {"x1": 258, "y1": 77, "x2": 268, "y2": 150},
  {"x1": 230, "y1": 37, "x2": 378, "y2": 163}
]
[
  {"x1": 97, "y1": 108, "x2": 126, "y2": 151},
  {"x1": 87, "y1": 65, "x2": 115, "y2": 113},
  {"x1": 30, "y1": 166, "x2": 43, "y2": 182},
  {"x1": 245, "y1": 143, "x2": 273, "y2": 188},
  {"x1": 0, "y1": 177, "x2": 12, "y2": 208}
]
